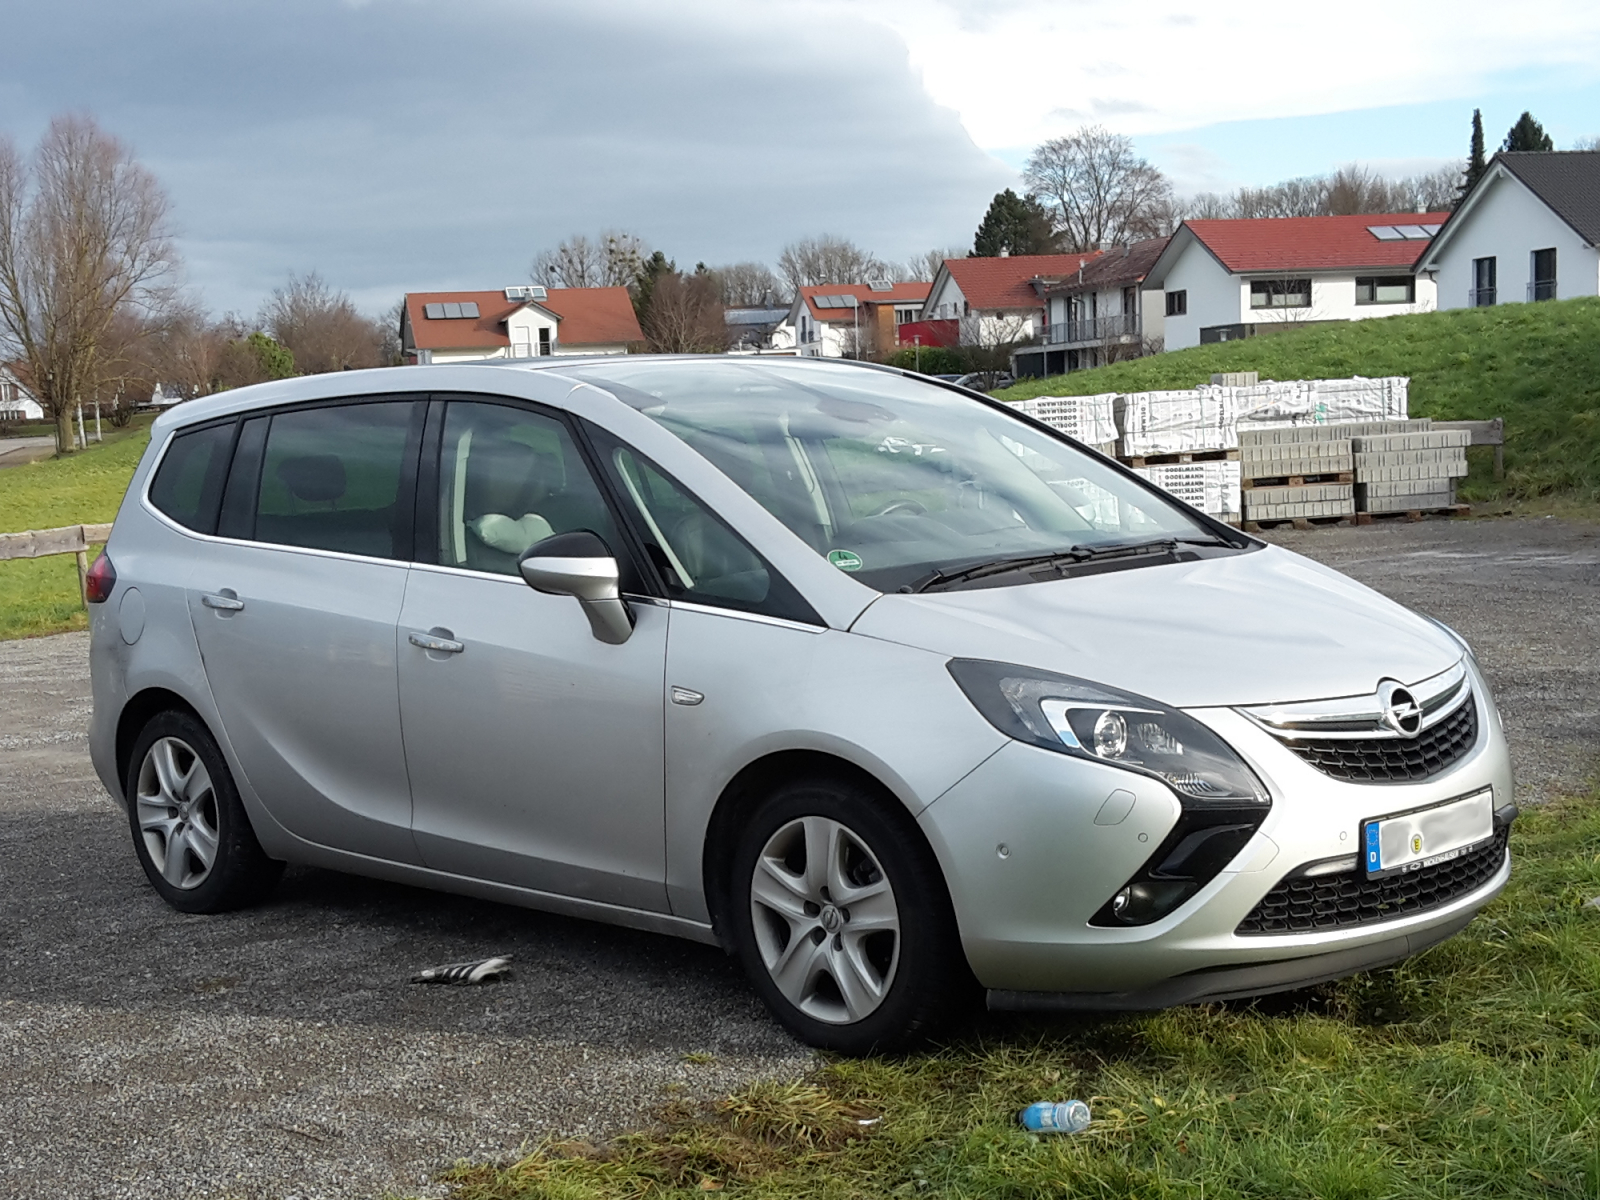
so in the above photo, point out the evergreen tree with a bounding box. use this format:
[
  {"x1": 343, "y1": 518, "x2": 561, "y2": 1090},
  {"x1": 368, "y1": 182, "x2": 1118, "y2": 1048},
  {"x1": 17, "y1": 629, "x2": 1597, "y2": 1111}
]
[
  {"x1": 1503, "y1": 111, "x2": 1554, "y2": 153},
  {"x1": 971, "y1": 189, "x2": 1058, "y2": 257},
  {"x1": 1457, "y1": 108, "x2": 1487, "y2": 206}
]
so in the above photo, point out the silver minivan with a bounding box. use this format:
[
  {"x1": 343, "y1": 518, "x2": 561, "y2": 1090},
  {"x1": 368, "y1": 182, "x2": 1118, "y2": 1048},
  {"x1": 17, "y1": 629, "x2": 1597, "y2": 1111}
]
[{"x1": 88, "y1": 358, "x2": 1514, "y2": 1052}]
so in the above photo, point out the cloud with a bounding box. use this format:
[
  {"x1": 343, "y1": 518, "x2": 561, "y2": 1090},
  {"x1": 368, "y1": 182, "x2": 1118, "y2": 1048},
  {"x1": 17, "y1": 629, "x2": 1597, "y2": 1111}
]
[{"x1": 0, "y1": 0, "x2": 1013, "y2": 313}]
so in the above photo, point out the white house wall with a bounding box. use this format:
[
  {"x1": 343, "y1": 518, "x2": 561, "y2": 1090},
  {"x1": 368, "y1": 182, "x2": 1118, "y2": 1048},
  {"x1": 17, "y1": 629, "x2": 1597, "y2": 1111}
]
[
  {"x1": 1239, "y1": 273, "x2": 1435, "y2": 329},
  {"x1": 1159, "y1": 242, "x2": 1243, "y2": 350},
  {"x1": 923, "y1": 274, "x2": 966, "y2": 321},
  {"x1": 1427, "y1": 170, "x2": 1600, "y2": 309}
]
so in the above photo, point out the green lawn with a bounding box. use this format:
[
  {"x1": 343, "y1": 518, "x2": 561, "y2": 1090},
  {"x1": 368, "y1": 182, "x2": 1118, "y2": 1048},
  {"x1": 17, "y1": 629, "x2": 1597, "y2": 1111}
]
[
  {"x1": 0, "y1": 422, "x2": 150, "y2": 638},
  {"x1": 993, "y1": 296, "x2": 1600, "y2": 502},
  {"x1": 440, "y1": 792, "x2": 1600, "y2": 1200}
]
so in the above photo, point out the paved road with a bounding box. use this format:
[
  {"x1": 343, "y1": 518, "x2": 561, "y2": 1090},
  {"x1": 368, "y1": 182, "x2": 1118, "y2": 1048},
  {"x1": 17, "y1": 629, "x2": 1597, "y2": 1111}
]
[
  {"x1": 0, "y1": 436, "x2": 57, "y2": 469},
  {"x1": 0, "y1": 516, "x2": 1596, "y2": 1199}
]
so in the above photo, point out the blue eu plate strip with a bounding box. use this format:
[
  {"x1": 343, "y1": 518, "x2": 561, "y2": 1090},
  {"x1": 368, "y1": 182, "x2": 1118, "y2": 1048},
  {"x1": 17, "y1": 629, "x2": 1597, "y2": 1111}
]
[{"x1": 1365, "y1": 821, "x2": 1382, "y2": 874}]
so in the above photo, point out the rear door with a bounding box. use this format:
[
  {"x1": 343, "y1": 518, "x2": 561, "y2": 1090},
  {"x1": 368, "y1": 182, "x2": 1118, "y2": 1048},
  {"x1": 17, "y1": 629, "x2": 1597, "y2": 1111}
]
[
  {"x1": 187, "y1": 397, "x2": 425, "y2": 863},
  {"x1": 397, "y1": 397, "x2": 670, "y2": 911}
]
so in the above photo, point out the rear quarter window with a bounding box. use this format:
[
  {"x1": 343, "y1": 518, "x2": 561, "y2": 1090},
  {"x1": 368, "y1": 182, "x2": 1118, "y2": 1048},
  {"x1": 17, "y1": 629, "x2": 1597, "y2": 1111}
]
[{"x1": 147, "y1": 422, "x2": 234, "y2": 533}]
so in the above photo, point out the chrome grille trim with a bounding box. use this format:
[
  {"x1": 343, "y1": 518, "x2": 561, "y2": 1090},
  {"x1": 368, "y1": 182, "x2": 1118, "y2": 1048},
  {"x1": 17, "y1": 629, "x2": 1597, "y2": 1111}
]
[{"x1": 1237, "y1": 660, "x2": 1469, "y2": 742}]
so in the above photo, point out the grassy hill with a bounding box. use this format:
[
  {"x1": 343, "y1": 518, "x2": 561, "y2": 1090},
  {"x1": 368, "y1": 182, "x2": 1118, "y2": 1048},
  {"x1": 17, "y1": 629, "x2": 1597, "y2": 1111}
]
[{"x1": 993, "y1": 296, "x2": 1600, "y2": 500}]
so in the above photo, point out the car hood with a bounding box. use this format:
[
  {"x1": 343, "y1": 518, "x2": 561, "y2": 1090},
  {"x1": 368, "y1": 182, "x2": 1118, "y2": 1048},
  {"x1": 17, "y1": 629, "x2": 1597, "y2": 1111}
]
[{"x1": 847, "y1": 544, "x2": 1461, "y2": 708}]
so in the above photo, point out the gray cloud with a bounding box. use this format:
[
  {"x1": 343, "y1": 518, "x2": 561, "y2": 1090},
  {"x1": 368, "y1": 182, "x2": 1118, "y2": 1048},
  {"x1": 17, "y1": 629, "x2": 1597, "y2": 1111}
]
[{"x1": 0, "y1": 0, "x2": 1012, "y2": 313}]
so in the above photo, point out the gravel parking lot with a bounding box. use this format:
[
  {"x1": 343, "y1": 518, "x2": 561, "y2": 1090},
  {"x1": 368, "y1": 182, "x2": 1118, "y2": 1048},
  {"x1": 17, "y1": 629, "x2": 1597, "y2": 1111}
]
[{"x1": 1, "y1": 515, "x2": 1596, "y2": 1200}]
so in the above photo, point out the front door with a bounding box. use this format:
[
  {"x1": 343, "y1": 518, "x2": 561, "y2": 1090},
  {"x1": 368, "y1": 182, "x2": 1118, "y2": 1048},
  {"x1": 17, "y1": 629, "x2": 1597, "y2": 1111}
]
[
  {"x1": 397, "y1": 398, "x2": 669, "y2": 911},
  {"x1": 188, "y1": 398, "x2": 424, "y2": 863}
]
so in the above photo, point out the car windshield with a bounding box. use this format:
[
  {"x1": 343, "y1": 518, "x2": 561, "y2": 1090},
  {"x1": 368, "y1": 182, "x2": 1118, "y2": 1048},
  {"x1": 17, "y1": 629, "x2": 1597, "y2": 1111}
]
[{"x1": 568, "y1": 359, "x2": 1220, "y2": 593}]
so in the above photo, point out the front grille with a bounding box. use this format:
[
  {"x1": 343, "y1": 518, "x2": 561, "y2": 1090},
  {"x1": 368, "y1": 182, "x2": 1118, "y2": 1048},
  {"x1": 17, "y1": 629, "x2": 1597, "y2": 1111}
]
[
  {"x1": 1282, "y1": 695, "x2": 1477, "y2": 783},
  {"x1": 1236, "y1": 825, "x2": 1508, "y2": 935}
]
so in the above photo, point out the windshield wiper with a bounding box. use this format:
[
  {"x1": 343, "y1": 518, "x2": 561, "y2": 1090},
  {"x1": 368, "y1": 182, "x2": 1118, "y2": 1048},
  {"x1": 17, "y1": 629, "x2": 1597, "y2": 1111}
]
[{"x1": 904, "y1": 536, "x2": 1231, "y2": 594}]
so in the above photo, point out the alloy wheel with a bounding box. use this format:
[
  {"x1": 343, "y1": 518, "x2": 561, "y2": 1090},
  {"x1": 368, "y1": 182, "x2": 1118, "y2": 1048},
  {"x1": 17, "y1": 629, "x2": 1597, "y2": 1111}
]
[
  {"x1": 749, "y1": 815, "x2": 901, "y2": 1024},
  {"x1": 135, "y1": 736, "x2": 220, "y2": 891}
]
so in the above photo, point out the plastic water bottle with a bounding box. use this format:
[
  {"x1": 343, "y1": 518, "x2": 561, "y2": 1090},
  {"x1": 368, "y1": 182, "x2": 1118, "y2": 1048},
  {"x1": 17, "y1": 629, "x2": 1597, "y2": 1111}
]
[{"x1": 1018, "y1": 1099, "x2": 1091, "y2": 1133}]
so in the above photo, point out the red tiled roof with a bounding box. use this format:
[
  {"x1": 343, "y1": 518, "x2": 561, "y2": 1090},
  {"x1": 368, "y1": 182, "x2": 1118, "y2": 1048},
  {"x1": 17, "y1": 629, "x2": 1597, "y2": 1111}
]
[
  {"x1": 404, "y1": 287, "x2": 642, "y2": 351},
  {"x1": 942, "y1": 253, "x2": 1102, "y2": 311},
  {"x1": 799, "y1": 282, "x2": 931, "y2": 322},
  {"x1": 1183, "y1": 213, "x2": 1452, "y2": 273}
]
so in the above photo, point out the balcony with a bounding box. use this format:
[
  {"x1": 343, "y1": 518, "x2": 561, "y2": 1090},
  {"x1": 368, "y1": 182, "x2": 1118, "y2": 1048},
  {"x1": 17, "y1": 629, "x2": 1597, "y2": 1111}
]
[
  {"x1": 1043, "y1": 312, "x2": 1140, "y2": 346},
  {"x1": 1528, "y1": 280, "x2": 1558, "y2": 302},
  {"x1": 1467, "y1": 287, "x2": 1497, "y2": 308}
]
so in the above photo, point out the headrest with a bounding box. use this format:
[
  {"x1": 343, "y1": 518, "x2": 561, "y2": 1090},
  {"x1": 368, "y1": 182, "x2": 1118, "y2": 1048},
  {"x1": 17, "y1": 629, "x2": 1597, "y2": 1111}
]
[
  {"x1": 276, "y1": 454, "x2": 346, "y2": 503},
  {"x1": 466, "y1": 440, "x2": 541, "y2": 515}
]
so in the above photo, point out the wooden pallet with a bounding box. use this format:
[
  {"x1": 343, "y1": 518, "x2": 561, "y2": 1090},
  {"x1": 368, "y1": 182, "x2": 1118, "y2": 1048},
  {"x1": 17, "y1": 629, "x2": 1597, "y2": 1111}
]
[
  {"x1": 1243, "y1": 471, "x2": 1355, "y2": 489},
  {"x1": 1243, "y1": 515, "x2": 1356, "y2": 532},
  {"x1": 1120, "y1": 447, "x2": 1240, "y2": 468},
  {"x1": 1354, "y1": 504, "x2": 1471, "y2": 524}
]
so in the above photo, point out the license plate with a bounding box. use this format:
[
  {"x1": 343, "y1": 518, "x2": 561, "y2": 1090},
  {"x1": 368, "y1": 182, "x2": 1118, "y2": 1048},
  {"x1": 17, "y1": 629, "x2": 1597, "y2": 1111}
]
[{"x1": 1363, "y1": 790, "x2": 1494, "y2": 879}]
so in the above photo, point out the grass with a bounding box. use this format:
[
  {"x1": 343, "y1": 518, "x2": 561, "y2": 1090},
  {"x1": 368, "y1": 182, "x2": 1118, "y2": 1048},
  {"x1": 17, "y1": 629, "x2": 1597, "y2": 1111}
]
[
  {"x1": 438, "y1": 791, "x2": 1600, "y2": 1200},
  {"x1": 0, "y1": 419, "x2": 150, "y2": 638},
  {"x1": 993, "y1": 296, "x2": 1600, "y2": 503}
]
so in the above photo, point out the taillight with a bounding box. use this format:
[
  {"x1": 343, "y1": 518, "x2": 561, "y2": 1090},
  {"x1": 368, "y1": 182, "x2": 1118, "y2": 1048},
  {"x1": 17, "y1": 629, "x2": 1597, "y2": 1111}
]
[{"x1": 85, "y1": 553, "x2": 117, "y2": 604}]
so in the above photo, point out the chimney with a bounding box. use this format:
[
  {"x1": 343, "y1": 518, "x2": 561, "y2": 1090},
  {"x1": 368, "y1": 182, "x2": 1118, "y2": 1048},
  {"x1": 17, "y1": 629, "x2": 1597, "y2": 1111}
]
[{"x1": 999, "y1": 247, "x2": 1009, "y2": 257}]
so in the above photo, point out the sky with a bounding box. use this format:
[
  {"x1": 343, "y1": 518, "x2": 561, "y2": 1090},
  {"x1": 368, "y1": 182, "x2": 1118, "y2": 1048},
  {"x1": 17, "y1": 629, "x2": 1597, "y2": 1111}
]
[{"x1": 2, "y1": 0, "x2": 1597, "y2": 315}]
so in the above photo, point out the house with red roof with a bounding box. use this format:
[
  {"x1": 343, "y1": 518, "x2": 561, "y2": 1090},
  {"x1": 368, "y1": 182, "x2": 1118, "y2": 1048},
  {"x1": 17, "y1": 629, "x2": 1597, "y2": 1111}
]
[
  {"x1": 772, "y1": 281, "x2": 932, "y2": 358},
  {"x1": 918, "y1": 253, "x2": 1101, "y2": 349},
  {"x1": 1143, "y1": 212, "x2": 1447, "y2": 350},
  {"x1": 400, "y1": 285, "x2": 643, "y2": 363},
  {"x1": 1013, "y1": 237, "x2": 1171, "y2": 378}
]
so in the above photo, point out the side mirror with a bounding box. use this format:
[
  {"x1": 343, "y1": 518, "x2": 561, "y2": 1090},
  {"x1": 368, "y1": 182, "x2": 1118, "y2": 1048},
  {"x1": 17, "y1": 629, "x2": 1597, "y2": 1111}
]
[{"x1": 518, "y1": 531, "x2": 634, "y2": 645}]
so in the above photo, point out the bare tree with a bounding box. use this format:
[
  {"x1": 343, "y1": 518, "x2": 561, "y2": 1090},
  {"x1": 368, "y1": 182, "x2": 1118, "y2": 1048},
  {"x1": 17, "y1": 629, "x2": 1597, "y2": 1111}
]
[
  {"x1": 0, "y1": 115, "x2": 178, "y2": 452},
  {"x1": 532, "y1": 231, "x2": 648, "y2": 289},
  {"x1": 712, "y1": 261, "x2": 788, "y2": 307},
  {"x1": 641, "y1": 270, "x2": 727, "y2": 353},
  {"x1": 260, "y1": 271, "x2": 384, "y2": 374},
  {"x1": 901, "y1": 247, "x2": 965, "y2": 281},
  {"x1": 777, "y1": 235, "x2": 887, "y2": 291},
  {"x1": 1185, "y1": 164, "x2": 1461, "y2": 222},
  {"x1": 1024, "y1": 126, "x2": 1178, "y2": 252},
  {"x1": 1574, "y1": 135, "x2": 1600, "y2": 151}
]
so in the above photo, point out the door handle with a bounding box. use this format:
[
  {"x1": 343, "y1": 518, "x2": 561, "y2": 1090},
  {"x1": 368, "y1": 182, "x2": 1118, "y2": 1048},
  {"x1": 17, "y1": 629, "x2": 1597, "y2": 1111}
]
[
  {"x1": 408, "y1": 630, "x2": 464, "y2": 654},
  {"x1": 201, "y1": 592, "x2": 245, "y2": 611}
]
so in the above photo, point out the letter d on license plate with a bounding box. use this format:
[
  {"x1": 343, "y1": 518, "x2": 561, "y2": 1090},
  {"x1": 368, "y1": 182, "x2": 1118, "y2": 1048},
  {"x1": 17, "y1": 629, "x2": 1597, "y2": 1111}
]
[{"x1": 1363, "y1": 790, "x2": 1494, "y2": 879}]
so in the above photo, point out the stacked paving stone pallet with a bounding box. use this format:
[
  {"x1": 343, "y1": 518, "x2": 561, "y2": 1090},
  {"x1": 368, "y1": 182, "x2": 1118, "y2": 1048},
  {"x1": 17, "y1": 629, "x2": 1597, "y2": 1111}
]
[
  {"x1": 1006, "y1": 376, "x2": 1410, "y2": 526},
  {"x1": 1238, "y1": 419, "x2": 1470, "y2": 526}
]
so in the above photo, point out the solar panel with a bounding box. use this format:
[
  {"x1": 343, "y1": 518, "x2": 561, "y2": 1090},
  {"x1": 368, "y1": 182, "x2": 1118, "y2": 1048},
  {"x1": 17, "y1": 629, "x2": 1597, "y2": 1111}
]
[
  {"x1": 1367, "y1": 226, "x2": 1405, "y2": 241},
  {"x1": 460, "y1": 302, "x2": 480, "y2": 318},
  {"x1": 424, "y1": 302, "x2": 446, "y2": 319},
  {"x1": 1395, "y1": 225, "x2": 1430, "y2": 240},
  {"x1": 1420, "y1": 224, "x2": 1443, "y2": 236}
]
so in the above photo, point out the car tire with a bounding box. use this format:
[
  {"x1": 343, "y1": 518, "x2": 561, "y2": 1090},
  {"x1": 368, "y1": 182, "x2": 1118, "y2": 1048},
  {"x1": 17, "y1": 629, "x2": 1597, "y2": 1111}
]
[
  {"x1": 125, "y1": 710, "x2": 283, "y2": 914},
  {"x1": 728, "y1": 774, "x2": 977, "y2": 1054}
]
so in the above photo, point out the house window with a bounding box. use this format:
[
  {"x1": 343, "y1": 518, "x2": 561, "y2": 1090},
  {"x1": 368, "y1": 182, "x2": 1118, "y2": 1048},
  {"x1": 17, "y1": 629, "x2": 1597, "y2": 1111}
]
[
  {"x1": 1165, "y1": 290, "x2": 1187, "y2": 317},
  {"x1": 1122, "y1": 286, "x2": 1137, "y2": 315},
  {"x1": 538, "y1": 328, "x2": 552, "y2": 355},
  {"x1": 895, "y1": 307, "x2": 918, "y2": 325},
  {"x1": 1355, "y1": 276, "x2": 1415, "y2": 305},
  {"x1": 1249, "y1": 279, "x2": 1312, "y2": 309},
  {"x1": 1531, "y1": 248, "x2": 1557, "y2": 301},
  {"x1": 1471, "y1": 257, "x2": 1497, "y2": 307}
]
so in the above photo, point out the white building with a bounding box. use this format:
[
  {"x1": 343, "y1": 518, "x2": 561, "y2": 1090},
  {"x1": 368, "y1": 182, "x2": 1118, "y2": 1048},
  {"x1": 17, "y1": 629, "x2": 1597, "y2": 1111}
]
[
  {"x1": 1013, "y1": 237, "x2": 1169, "y2": 379},
  {"x1": 921, "y1": 253, "x2": 1099, "y2": 347},
  {"x1": 401, "y1": 286, "x2": 643, "y2": 363},
  {"x1": 773, "y1": 282, "x2": 931, "y2": 358},
  {"x1": 1143, "y1": 213, "x2": 1446, "y2": 350},
  {"x1": 1414, "y1": 151, "x2": 1600, "y2": 309},
  {"x1": 0, "y1": 364, "x2": 42, "y2": 420}
]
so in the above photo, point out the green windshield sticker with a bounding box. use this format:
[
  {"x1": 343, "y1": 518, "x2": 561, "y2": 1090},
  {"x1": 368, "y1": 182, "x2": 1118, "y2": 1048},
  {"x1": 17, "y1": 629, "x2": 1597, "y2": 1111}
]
[{"x1": 827, "y1": 549, "x2": 863, "y2": 572}]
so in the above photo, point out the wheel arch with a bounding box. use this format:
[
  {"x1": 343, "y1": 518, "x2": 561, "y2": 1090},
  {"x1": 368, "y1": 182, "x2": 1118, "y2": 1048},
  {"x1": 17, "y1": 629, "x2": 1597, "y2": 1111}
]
[
  {"x1": 116, "y1": 687, "x2": 207, "y2": 797},
  {"x1": 700, "y1": 748, "x2": 943, "y2": 952}
]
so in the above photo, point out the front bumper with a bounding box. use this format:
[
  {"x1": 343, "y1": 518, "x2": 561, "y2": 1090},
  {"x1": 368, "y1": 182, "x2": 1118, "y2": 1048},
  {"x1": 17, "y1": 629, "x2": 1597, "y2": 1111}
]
[{"x1": 916, "y1": 660, "x2": 1514, "y2": 999}]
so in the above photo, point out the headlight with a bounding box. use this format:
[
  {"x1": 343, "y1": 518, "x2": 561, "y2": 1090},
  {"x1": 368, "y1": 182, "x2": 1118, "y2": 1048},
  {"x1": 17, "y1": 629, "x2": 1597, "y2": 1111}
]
[{"x1": 947, "y1": 658, "x2": 1268, "y2": 804}]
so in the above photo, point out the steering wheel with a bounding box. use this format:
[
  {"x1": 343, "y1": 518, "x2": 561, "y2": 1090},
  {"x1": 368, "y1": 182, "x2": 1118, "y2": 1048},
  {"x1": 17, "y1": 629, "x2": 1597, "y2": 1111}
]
[{"x1": 866, "y1": 498, "x2": 928, "y2": 519}]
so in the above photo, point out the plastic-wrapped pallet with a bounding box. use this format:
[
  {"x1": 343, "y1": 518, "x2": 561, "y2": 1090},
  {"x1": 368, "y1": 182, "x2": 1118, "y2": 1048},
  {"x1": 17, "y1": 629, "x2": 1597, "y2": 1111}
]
[
  {"x1": 1115, "y1": 377, "x2": 1411, "y2": 456},
  {"x1": 1132, "y1": 460, "x2": 1241, "y2": 523},
  {"x1": 1117, "y1": 390, "x2": 1233, "y2": 455},
  {"x1": 1009, "y1": 393, "x2": 1118, "y2": 455}
]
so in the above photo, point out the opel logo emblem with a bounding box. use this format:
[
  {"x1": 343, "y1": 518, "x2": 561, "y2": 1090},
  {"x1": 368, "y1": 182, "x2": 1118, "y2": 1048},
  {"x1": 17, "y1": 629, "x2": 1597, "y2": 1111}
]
[{"x1": 1377, "y1": 680, "x2": 1423, "y2": 737}]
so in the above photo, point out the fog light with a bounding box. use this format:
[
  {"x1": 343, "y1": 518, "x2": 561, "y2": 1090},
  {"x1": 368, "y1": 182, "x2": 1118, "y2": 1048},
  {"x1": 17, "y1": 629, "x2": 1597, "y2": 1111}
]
[{"x1": 1107, "y1": 880, "x2": 1195, "y2": 925}]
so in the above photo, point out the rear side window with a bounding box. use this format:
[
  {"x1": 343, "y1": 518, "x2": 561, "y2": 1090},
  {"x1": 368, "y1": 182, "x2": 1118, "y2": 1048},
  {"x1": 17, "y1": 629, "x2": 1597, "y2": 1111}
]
[
  {"x1": 254, "y1": 402, "x2": 421, "y2": 559},
  {"x1": 148, "y1": 423, "x2": 234, "y2": 533}
]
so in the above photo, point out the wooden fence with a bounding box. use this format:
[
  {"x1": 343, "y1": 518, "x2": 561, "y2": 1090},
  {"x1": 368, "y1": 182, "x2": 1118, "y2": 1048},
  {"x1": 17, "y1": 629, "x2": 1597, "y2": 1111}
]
[{"x1": 0, "y1": 523, "x2": 114, "y2": 606}]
